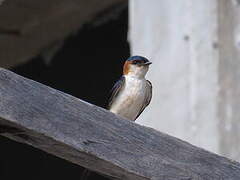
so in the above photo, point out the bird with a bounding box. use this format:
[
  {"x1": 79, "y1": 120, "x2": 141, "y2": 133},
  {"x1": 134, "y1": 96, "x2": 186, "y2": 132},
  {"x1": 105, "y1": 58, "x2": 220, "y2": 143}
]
[
  {"x1": 108, "y1": 56, "x2": 152, "y2": 121},
  {"x1": 81, "y1": 56, "x2": 152, "y2": 180}
]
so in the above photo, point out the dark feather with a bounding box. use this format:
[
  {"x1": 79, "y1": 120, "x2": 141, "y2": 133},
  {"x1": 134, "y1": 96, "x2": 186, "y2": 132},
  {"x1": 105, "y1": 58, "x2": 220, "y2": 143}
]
[
  {"x1": 107, "y1": 76, "x2": 125, "y2": 109},
  {"x1": 135, "y1": 80, "x2": 152, "y2": 120}
]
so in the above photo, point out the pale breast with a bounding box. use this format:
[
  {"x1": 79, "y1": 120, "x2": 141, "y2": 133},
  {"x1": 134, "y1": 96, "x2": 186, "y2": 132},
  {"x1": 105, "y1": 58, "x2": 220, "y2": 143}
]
[{"x1": 110, "y1": 76, "x2": 147, "y2": 121}]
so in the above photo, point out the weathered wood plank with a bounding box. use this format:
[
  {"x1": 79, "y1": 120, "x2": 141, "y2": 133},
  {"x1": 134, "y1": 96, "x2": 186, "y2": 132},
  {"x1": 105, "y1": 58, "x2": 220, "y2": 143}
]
[{"x1": 0, "y1": 68, "x2": 240, "y2": 180}]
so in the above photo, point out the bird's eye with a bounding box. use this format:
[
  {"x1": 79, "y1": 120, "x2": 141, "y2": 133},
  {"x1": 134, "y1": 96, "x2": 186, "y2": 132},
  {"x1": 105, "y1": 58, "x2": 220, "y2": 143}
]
[{"x1": 132, "y1": 60, "x2": 139, "y2": 64}]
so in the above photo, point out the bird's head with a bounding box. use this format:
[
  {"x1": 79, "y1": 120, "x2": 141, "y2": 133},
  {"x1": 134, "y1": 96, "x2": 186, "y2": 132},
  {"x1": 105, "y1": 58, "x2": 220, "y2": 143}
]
[{"x1": 123, "y1": 56, "x2": 152, "y2": 79}]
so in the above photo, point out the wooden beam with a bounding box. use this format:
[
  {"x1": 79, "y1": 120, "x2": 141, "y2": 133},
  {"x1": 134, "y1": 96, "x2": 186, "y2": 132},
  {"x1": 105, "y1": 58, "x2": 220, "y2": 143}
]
[{"x1": 0, "y1": 68, "x2": 240, "y2": 180}]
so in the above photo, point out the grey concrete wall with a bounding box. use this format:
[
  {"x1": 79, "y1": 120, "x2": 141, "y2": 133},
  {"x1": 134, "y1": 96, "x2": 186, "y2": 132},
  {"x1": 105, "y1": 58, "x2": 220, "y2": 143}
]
[
  {"x1": 129, "y1": 0, "x2": 240, "y2": 160},
  {"x1": 218, "y1": 0, "x2": 240, "y2": 160}
]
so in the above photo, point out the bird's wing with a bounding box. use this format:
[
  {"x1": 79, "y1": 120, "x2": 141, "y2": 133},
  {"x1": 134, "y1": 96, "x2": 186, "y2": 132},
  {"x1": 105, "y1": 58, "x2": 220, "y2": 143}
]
[
  {"x1": 107, "y1": 76, "x2": 125, "y2": 110},
  {"x1": 135, "y1": 80, "x2": 152, "y2": 120}
]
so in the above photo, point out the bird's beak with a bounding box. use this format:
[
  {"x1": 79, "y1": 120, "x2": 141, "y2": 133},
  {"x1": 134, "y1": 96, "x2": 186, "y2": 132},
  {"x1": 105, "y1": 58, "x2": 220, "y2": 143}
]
[{"x1": 144, "y1": 62, "x2": 152, "y2": 66}]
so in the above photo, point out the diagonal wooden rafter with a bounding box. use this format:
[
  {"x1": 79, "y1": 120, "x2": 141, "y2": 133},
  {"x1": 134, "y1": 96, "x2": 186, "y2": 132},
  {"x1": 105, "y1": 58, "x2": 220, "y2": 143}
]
[{"x1": 0, "y1": 68, "x2": 240, "y2": 180}]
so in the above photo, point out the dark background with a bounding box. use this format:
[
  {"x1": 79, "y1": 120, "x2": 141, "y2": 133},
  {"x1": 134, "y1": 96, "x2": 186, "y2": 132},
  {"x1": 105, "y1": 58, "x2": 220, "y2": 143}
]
[{"x1": 0, "y1": 8, "x2": 129, "y2": 180}]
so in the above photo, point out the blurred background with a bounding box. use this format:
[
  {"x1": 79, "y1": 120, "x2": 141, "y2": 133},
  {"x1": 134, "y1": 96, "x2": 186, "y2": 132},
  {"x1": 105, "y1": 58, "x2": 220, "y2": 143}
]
[{"x1": 0, "y1": 0, "x2": 240, "y2": 179}]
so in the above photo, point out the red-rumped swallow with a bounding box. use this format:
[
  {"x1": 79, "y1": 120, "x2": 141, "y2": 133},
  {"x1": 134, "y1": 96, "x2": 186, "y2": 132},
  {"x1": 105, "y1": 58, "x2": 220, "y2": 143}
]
[{"x1": 108, "y1": 56, "x2": 152, "y2": 121}]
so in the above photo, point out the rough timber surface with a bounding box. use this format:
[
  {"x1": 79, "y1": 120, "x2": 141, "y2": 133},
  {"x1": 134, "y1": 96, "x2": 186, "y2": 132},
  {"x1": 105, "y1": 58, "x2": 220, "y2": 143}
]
[{"x1": 0, "y1": 68, "x2": 240, "y2": 180}]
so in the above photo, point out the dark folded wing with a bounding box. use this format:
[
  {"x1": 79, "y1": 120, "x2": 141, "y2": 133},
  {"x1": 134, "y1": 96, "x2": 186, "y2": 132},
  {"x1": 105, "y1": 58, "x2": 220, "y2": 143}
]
[
  {"x1": 107, "y1": 76, "x2": 125, "y2": 110},
  {"x1": 135, "y1": 80, "x2": 152, "y2": 120}
]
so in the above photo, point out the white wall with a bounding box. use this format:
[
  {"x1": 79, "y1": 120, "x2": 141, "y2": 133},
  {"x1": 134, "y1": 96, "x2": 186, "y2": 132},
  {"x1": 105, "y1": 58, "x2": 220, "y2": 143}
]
[{"x1": 129, "y1": 0, "x2": 240, "y2": 160}]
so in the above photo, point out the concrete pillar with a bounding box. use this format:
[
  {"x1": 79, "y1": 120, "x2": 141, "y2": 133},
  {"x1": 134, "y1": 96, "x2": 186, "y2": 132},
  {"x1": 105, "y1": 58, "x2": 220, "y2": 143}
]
[
  {"x1": 218, "y1": 0, "x2": 240, "y2": 160},
  {"x1": 129, "y1": 0, "x2": 240, "y2": 160}
]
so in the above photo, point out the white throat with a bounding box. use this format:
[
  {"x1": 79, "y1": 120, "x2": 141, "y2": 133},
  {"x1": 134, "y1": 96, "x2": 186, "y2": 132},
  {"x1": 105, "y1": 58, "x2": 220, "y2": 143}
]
[{"x1": 127, "y1": 64, "x2": 149, "y2": 79}]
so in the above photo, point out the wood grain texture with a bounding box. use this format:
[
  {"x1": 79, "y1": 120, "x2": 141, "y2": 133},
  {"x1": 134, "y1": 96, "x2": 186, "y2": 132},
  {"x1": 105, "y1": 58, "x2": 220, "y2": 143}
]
[{"x1": 0, "y1": 68, "x2": 240, "y2": 180}]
